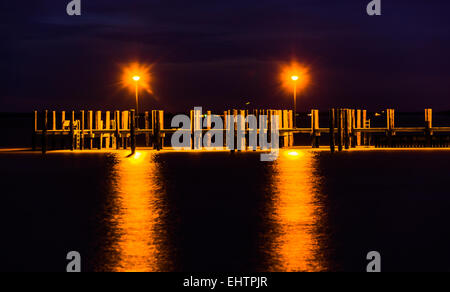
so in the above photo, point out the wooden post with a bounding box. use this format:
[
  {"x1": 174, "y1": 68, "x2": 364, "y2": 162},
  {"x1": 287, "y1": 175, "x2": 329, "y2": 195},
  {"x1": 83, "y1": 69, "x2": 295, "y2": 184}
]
[
  {"x1": 122, "y1": 111, "x2": 129, "y2": 149},
  {"x1": 88, "y1": 111, "x2": 93, "y2": 150},
  {"x1": 329, "y1": 109, "x2": 335, "y2": 153},
  {"x1": 152, "y1": 110, "x2": 164, "y2": 151},
  {"x1": 145, "y1": 111, "x2": 150, "y2": 147},
  {"x1": 386, "y1": 109, "x2": 395, "y2": 148},
  {"x1": 362, "y1": 110, "x2": 368, "y2": 146},
  {"x1": 356, "y1": 110, "x2": 362, "y2": 146},
  {"x1": 311, "y1": 109, "x2": 320, "y2": 148},
  {"x1": 61, "y1": 111, "x2": 66, "y2": 129},
  {"x1": 52, "y1": 111, "x2": 57, "y2": 149},
  {"x1": 32, "y1": 110, "x2": 38, "y2": 151},
  {"x1": 350, "y1": 109, "x2": 357, "y2": 148},
  {"x1": 268, "y1": 110, "x2": 273, "y2": 150},
  {"x1": 95, "y1": 111, "x2": 103, "y2": 149},
  {"x1": 130, "y1": 110, "x2": 136, "y2": 154},
  {"x1": 42, "y1": 110, "x2": 48, "y2": 154},
  {"x1": 115, "y1": 111, "x2": 120, "y2": 150},
  {"x1": 425, "y1": 108, "x2": 433, "y2": 147},
  {"x1": 70, "y1": 111, "x2": 75, "y2": 151},
  {"x1": 205, "y1": 111, "x2": 212, "y2": 148},
  {"x1": 237, "y1": 110, "x2": 246, "y2": 151},
  {"x1": 81, "y1": 110, "x2": 85, "y2": 150},
  {"x1": 344, "y1": 109, "x2": 350, "y2": 150},
  {"x1": 105, "y1": 111, "x2": 111, "y2": 149},
  {"x1": 61, "y1": 111, "x2": 66, "y2": 149},
  {"x1": 337, "y1": 109, "x2": 343, "y2": 151},
  {"x1": 223, "y1": 110, "x2": 228, "y2": 150},
  {"x1": 288, "y1": 110, "x2": 294, "y2": 147},
  {"x1": 159, "y1": 110, "x2": 165, "y2": 149}
]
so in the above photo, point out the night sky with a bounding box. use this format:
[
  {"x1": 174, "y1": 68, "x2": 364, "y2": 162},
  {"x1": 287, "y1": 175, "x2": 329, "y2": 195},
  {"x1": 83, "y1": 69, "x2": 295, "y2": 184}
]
[{"x1": 1, "y1": 0, "x2": 450, "y2": 113}]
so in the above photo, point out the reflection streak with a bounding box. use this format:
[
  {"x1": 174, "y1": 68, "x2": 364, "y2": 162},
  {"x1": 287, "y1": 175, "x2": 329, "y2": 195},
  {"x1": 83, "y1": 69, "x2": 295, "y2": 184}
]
[
  {"x1": 268, "y1": 150, "x2": 326, "y2": 272},
  {"x1": 103, "y1": 152, "x2": 166, "y2": 272}
]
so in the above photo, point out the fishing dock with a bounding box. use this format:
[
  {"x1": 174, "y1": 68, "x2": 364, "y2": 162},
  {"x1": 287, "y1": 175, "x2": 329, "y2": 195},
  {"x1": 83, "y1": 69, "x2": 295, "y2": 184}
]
[{"x1": 31, "y1": 108, "x2": 450, "y2": 154}]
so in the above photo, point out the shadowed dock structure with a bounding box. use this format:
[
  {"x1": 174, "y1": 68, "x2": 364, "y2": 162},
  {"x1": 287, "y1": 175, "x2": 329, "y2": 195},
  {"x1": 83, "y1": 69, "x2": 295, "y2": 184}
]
[{"x1": 32, "y1": 108, "x2": 450, "y2": 154}]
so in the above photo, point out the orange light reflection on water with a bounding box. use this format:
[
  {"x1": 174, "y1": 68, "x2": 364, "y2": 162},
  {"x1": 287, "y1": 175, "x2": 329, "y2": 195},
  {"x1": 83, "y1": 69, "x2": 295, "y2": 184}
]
[
  {"x1": 104, "y1": 151, "x2": 166, "y2": 272},
  {"x1": 268, "y1": 150, "x2": 326, "y2": 272}
]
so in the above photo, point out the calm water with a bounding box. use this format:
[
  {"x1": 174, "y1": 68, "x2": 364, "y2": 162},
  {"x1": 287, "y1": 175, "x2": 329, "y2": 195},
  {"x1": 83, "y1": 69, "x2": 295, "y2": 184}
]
[{"x1": 1, "y1": 149, "x2": 450, "y2": 272}]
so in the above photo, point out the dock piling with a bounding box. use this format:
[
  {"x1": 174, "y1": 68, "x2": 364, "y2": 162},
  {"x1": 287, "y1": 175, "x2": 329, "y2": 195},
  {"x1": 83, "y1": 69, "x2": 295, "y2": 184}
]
[
  {"x1": 42, "y1": 110, "x2": 48, "y2": 155},
  {"x1": 130, "y1": 110, "x2": 136, "y2": 154}
]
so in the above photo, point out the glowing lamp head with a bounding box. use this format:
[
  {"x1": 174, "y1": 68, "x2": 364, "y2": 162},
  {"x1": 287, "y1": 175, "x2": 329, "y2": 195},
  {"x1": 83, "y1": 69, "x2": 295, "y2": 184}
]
[
  {"x1": 291, "y1": 75, "x2": 299, "y2": 81},
  {"x1": 132, "y1": 76, "x2": 141, "y2": 82}
]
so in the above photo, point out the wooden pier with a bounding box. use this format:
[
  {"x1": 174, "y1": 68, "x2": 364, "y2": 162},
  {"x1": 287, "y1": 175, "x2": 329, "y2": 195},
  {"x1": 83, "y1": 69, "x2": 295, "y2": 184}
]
[{"x1": 31, "y1": 108, "x2": 450, "y2": 154}]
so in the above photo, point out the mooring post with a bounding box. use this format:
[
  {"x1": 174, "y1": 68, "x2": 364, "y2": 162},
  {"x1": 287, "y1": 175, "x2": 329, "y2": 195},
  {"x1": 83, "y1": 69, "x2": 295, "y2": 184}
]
[
  {"x1": 223, "y1": 111, "x2": 228, "y2": 150},
  {"x1": 362, "y1": 110, "x2": 368, "y2": 146},
  {"x1": 329, "y1": 109, "x2": 335, "y2": 153},
  {"x1": 311, "y1": 109, "x2": 320, "y2": 148},
  {"x1": 158, "y1": 110, "x2": 165, "y2": 150},
  {"x1": 145, "y1": 111, "x2": 150, "y2": 147},
  {"x1": 356, "y1": 110, "x2": 362, "y2": 146},
  {"x1": 343, "y1": 109, "x2": 350, "y2": 150},
  {"x1": 95, "y1": 111, "x2": 102, "y2": 149},
  {"x1": 80, "y1": 110, "x2": 85, "y2": 150},
  {"x1": 88, "y1": 110, "x2": 93, "y2": 150},
  {"x1": 61, "y1": 111, "x2": 66, "y2": 128},
  {"x1": 237, "y1": 110, "x2": 246, "y2": 151},
  {"x1": 205, "y1": 111, "x2": 212, "y2": 149},
  {"x1": 105, "y1": 111, "x2": 111, "y2": 149},
  {"x1": 70, "y1": 111, "x2": 75, "y2": 151},
  {"x1": 122, "y1": 111, "x2": 129, "y2": 149},
  {"x1": 337, "y1": 109, "x2": 343, "y2": 151},
  {"x1": 288, "y1": 110, "x2": 294, "y2": 147},
  {"x1": 42, "y1": 110, "x2": 48, "y2": 154},
  {"x1": 130, "y1": 110, "x2": 136, "y2": 154},
  {"x1": 32, "y1": 110, "x2": 38, "y2": 151},
  {"x1": 152, "y1": 110, "x2": 162, "y2": 150},
  {"x1": 114, "y1": 111, "x2": 120, "y2": 150},
  {"x1": 51, "y1": 111, "x2": 56, "y2": 150},
  {"x1": 386, "y1": 109, "x2": 395, "y2": 147},
  {"x1": 351, "y1": 109, "x2": 357, "y2": 148},
  {"x1": 425, "y1": 108, "x2": 433, "y2": 147},
  {"x1": 60, "y1": 111, "x2": 66, "y2": 149}
]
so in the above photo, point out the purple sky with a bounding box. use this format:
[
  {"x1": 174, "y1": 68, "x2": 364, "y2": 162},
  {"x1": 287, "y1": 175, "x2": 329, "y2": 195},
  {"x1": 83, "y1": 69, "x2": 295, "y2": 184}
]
[{"x1": 1, "y1": 0, "x2": 450, "y2": 112}]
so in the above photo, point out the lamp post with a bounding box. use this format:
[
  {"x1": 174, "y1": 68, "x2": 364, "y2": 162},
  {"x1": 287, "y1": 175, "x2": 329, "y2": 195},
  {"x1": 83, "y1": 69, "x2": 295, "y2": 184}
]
[
  {"x1": 132, "y1": 75, "x2": 140, "y2": 127},
  {"x1": 291, "y1": 75, "x2": 299, "y2": 128}
]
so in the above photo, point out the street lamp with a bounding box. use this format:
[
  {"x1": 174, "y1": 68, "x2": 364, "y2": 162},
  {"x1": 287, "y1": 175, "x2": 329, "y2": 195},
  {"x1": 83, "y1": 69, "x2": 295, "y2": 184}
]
[
  {"x1": 132, "y1": 75, "x2": 141, "y2": 127},
  {"x1": 291, "y1": 75, "x2": 299, "y2": 128}
]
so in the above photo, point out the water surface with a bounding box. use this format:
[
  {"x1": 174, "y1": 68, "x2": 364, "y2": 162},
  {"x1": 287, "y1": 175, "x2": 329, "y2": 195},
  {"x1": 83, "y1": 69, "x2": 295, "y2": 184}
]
[{"x1": 1, "y1": 149, "x2": 450, "y2": 272}]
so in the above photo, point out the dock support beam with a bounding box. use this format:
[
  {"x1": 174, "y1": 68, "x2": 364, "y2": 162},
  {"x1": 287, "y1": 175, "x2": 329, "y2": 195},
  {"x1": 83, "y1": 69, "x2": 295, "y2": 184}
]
[
  {"x1": 329, "y1": 109, "x2": 335, "y2": 153},
  {"x1": 130, "y1": 110, "x2": 136, "y2": 154},
  {"x1": 114, "y1": 111, "x2": 120, "y2": 150},
  {"x1": 42, "y1": 110, "x2": 48, "y2": 154},
  {"x1": 32, "y1": 110, "x2": 38, "y2": 151},
  {"x1": 153, "y1": 110, "x2": 164, "y2": 151},
  {"x1": 70, "y1": 111, "x2": 75, "y2": 151},
  {"x1": 425, "y1": 108, "x2": 433, "y2": 147},
  {"x1": 356, "y1": 110, "x2": 362, "y2": 146},
  {"x1": 145, "y1": 111, "x2": 150, "y2": 147},
  {"x1": 88, "y1": 111, "x2": 93, "y2": 150},
  {"x1": 311, "y1": 109, "x2": 320, "y2": 148},
  {"x1": 337, "y1": 109, "x2": 343, "y2": 151},
  {"x1": 387, "y1": 109, "x2": 395, "y2": 147},
  {"x1": 81, "y1": 110, "x2": 85, "y2": 150}
]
